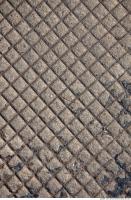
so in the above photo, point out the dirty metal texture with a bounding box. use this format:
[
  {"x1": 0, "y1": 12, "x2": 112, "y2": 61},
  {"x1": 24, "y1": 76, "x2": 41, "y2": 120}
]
[{"x1": 0, "y1": 0, "x2": 131, "y2": 198}]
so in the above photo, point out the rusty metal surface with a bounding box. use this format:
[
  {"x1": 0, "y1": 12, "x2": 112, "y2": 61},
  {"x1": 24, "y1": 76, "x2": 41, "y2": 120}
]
[{"x1": 0, "y1": 0, "x2": 131, "y2": 197}]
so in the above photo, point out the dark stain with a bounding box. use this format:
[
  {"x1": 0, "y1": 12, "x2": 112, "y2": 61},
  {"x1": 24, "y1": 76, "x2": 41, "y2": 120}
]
[
  {"x1": 21, "y1": 193, "x2": 38, "y2": 198},
  {"x1": 2, "y1": 173, "x2": 12, "y2": 182},
  {"x1": 120, "y1": 97, "x2": 131, "y2": 114},
  {"x1": 89, "y1": 119, "x2": 94, "y2": 125},
  {"x1": 122, "y1": 80, "x2": 131, "y2": 95},
  {"x1": 101, "y1": 175, "x2": 110, "y2": 185},
  {"x1": 107, "y1": 153, "x2": 131, "y2": 197},
  {"x1": 49, "y1": 166, "x2": 62, "y2": 174},
  {"x1": 0, "y1": 130, "x2": 6, "y2": 139},
  {"x1": 126, "y1": 190, "x2": 131, "y2": 197},
  {"x1": 75, "y1": 108, "x2": 84, "y2": 116},
  {"x1": 59, "y1": 189, "x2": 68, "y2": 198},
  {"x1": 115, "y1": 154, "x2": 126, "y2": 170},
  {"x1": 57, "y1": 135, "x2": 69, "y2": 147},
  {"x1": 118, "y1": 109, "x2": 131, "y2": 128},
  {"x1": 32, "y1": 148, "x2": 39, "y2": 155},
  {"x1": 5, "y1": 155, "x2": 14, "y2": 162},
  {"x1": 75, "y1": 92, "x2": 80, "y2": 97},
  {"x1": 57, "y1": 144, "x2": 64, "y2": 153},
  {"x1": 12, "y1": 162, "x2": 23, "y2": 172},
  {"x1": 0, "y1": 163, "x2": 4, "y2": 169},
  {"x1": 22, "y1": 188, "x2": 39, "y2": 198},
  {"x1": 110, "y1": 88, "x2": 117, "y2": 97},
  {"x1": 106, "y1": 95, "x2": 114, "y2": 107}
]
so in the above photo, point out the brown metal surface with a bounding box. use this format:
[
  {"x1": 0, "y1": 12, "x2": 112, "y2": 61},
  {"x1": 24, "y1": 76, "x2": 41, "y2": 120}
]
[{"x1": 0, "y1": 0, "x2": 131, "y2": 197}]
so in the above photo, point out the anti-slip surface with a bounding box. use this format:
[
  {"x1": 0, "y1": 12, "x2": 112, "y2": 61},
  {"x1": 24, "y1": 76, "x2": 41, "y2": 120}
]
[{"x1": 0, "y1": 0, "x2": 131, "y2": 197}]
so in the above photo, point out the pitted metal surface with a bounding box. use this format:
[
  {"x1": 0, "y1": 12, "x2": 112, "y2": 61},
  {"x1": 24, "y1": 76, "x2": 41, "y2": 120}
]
[{"x1": 0, "y1": 0, "x2": 131, "y2": 197}]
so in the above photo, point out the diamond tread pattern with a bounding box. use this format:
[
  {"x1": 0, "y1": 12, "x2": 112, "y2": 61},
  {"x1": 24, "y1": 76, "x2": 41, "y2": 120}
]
[{"x1": 0, "y1": 0, "x2": 131, "y2": 198}]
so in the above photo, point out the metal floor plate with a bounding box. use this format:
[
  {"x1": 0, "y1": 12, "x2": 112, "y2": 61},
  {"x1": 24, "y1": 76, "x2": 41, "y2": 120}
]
[{"x1": 0, "y1": 0, "x2": 131, "y2": 198}]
